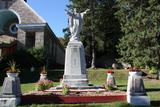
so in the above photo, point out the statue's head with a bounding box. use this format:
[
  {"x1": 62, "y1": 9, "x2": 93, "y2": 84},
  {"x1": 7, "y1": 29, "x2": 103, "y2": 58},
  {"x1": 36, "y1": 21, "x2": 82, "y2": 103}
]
[{"x1": 73, "y1": 8, "x2": 77, "y2": 14}]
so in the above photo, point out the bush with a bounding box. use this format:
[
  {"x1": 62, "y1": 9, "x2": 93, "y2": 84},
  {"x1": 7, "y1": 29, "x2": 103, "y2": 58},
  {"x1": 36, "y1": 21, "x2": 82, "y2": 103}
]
[
  {"x1": 62, "y1": 84, "x2": 70, "y2": 95},
  {"x1": 28, "y1": 47, "x2": 47, "y2": 66},
  {"x1": 35, "y1": 79, "x2": 54, "y2": 91},
  {"x1": 149, "y1": 67, "x2": 157, "y2": 74}
]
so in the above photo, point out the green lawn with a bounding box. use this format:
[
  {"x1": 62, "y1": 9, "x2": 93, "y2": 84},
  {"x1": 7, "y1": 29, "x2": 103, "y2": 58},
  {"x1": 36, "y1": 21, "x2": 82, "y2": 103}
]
[
  {"x1": 1, "y1": 68, "x2": 160, "y2": 107},
  {"x1": 18, "y1": 102, "x2": 132, "y2": 107}
]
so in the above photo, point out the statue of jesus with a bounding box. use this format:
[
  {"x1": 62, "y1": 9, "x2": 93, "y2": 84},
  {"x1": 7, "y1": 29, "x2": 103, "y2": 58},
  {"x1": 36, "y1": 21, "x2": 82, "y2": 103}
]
[{"x1": 66, "y1": 8, "x2": 90, "y2": 42}]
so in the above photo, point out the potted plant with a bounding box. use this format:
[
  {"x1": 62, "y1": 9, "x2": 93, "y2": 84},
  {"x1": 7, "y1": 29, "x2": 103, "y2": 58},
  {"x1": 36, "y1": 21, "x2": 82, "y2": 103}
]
[
  {"x1": 35, "y1": 79, "x2": 54, "y2": 91},
  {"x1": 4, "y1": 60, "x2": 20, "y2": 78},
  {"x1": 106, "y1": 70, "x2": 117, "y2": 89},
  {"x1": 62, "y1": 84, "x2": 70, "y2": 95},
  {"x1": 40, "y1": 66, "x2": 47, "y2": 80}
]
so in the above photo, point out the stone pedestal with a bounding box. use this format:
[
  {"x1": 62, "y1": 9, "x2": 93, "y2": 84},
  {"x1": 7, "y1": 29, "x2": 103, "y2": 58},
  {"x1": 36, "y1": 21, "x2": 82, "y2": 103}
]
[
  {"x1": 63, "y1": 41, "x2": 88, "y2": 87},
  {"x1": 0, "y1": 97, "x2": 21, "y2": 107},
  {"x1": 0, "y1": 76, "x2": 22, "y2": 107},
  {"x1": 127, "y1": 71, "x2": 150, "y2": 106},
  {"x1": 1, "y1": 77, "x2": 21, "y2": 97}
]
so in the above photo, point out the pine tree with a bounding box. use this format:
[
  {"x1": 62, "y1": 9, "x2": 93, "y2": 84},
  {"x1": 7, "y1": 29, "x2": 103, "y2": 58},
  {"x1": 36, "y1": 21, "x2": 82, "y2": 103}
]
[{"x1": 115, "y1": 0, "x2": 160, "y2": 79}]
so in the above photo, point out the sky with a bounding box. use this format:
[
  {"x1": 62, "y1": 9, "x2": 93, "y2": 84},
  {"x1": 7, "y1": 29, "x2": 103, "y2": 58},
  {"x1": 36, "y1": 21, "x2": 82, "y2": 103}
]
[{"x1": 27, "y1": 0, "x2": 69, "y2": 37}]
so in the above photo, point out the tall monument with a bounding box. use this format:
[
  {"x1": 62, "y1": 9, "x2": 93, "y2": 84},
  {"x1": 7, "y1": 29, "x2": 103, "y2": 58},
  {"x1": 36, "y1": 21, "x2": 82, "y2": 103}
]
[{"x1": 63, "y1": 9, "x2": 89, "y2": 87}]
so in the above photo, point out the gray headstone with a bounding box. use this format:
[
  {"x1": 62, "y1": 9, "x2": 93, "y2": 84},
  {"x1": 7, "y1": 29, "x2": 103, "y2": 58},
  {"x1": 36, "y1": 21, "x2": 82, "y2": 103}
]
[{"x1": 63, "y1": 41, "x2": 88, "y2": 87}]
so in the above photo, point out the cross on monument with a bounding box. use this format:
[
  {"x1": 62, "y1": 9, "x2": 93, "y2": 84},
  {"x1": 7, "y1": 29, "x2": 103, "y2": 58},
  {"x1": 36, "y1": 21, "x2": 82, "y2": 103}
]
[{"x1": 2, "y1": 0, "x2": 12, "y2": 8}]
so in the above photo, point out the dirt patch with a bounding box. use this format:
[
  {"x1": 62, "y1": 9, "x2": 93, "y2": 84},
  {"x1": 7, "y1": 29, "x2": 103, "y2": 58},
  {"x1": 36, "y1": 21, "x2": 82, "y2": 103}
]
[{"x1": 23, "y1": 90, "x2": 126, "y2": 96}]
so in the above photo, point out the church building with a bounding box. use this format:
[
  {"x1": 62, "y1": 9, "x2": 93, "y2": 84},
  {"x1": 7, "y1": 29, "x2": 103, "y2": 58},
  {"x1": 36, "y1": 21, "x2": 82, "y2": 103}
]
[{"x1": 0, "y1": 0, "x2": 65, "y2": 67}]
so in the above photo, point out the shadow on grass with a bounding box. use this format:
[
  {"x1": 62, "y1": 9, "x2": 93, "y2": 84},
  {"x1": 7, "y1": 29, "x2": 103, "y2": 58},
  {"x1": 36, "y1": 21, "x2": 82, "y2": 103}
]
[
  {"x1": 146, "y1": 88, "x2": 160, "y2": 92},
  {"x1": 19, "y1": 69, "x2": 64, "y2": 84},
  {"x1": 18, "y1": 104, "x2": 102, "y2": 107},
  {"x1": 117, "y1": 85, "x2": 127, "y2": 91},
  {"x1": 151, "y1": 100, "x2": 160, "y2": 107},
  {"x1": 117, "y1": 85, "x2": 127, "y2": 87}
]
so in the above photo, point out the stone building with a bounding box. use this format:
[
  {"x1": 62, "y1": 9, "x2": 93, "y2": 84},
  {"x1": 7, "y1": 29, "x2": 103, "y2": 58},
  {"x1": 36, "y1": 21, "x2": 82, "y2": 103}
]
[{"x1": 0, "y1": 0, "x2": 65, "y2": 67}]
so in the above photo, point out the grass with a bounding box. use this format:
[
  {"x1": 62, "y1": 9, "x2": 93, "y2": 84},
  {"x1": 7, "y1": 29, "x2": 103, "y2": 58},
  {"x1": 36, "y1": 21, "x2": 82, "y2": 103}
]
[
  {"x1": 88, "y1": 68, "x2": 128, "y2": 91},
  {"x1": 1, "y1": 68, "x2": 160, "y2": 107},
  {"x1": 21, "y1": 83, "x2": 35, "y2": 93},
  {"x1": 18, "y1": 102, "x2": 132, "y2": 107}
]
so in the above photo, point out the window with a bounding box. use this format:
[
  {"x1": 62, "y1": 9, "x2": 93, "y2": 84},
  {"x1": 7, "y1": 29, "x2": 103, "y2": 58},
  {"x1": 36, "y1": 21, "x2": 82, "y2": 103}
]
[
  {"x1": 9, "y1": 23, "x2": 18, "y2": 35},
  {"x1": 26, "y1": 32, "x2": 35, "y2": 48}
]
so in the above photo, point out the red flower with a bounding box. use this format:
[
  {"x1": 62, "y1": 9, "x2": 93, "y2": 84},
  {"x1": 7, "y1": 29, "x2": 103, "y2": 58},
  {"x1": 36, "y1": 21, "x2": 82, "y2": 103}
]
[{"x1": 106, "y1": 70, "x2": 114, "y2": 74}]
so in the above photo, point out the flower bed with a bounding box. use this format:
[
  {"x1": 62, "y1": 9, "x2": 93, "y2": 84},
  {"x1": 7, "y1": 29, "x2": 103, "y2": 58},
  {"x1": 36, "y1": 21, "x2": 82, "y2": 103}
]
[{"x1": 21, "y1": 90, "x2": 126, "y2": 104}]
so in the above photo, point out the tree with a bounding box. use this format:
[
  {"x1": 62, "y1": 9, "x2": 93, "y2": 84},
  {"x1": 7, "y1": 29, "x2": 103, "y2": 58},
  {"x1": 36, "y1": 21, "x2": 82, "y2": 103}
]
[
  {"x1": 115, "y1": 0, "x2": 160, "y2": 79},
  {"x1": 28, "y1": 47, "x2": 47, "y2": 66}
]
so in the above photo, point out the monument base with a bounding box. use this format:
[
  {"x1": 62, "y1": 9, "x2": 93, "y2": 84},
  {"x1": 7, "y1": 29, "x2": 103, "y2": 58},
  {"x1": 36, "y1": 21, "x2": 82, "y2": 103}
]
[
  {"x1": 63, "y1": 75, "x2": 88, "y2": 87},
  {"x1": 127, "y1": 95, "x2": 150, "y2": 106},
  {"x1": 63, "y1": 41, "x2": 88, "y2": 87},
  {"x1": 0, "y1": 97, "x2": 21, "y2": 107}
]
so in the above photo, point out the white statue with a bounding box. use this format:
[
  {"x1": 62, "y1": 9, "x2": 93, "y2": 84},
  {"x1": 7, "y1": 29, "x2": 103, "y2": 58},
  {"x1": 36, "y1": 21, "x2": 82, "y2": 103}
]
[{"x1": 66, "y1": 8, "x2": 90, "y2": 41}]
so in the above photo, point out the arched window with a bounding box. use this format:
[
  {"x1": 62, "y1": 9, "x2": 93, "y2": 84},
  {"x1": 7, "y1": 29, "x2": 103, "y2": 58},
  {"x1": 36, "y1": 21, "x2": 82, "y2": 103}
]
[{"x1": 0, "y1": 9, "x2": 20, "y2": 36}]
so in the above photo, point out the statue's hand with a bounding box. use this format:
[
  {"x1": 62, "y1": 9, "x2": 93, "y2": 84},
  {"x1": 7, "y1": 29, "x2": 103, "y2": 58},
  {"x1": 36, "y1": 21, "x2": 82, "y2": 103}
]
[{"x1": 85, "y1": 9, "x2": 90, "y2": 12}]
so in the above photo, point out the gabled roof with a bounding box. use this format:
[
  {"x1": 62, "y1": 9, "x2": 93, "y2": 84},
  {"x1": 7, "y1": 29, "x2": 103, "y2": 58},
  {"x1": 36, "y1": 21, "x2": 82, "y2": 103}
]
[{"x1": 10, "y1": 0, "x2": 46, "y2": 24}]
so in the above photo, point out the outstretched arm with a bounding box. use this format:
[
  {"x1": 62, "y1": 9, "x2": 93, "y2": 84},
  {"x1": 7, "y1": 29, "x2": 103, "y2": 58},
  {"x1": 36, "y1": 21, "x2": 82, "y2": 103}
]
[
  {"x1": 82, "y1": 9, "x2": 90, "y2": 15},
  {"x1": 80, "y1": 9, "x2": 90, "y2": 18}
]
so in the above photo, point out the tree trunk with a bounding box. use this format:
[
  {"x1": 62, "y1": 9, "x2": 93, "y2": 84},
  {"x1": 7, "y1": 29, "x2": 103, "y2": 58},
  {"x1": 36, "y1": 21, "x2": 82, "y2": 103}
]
[
  {"x1": 156, "y1": 70, "x2": 159, "y2": 80},
  {"x1": 156, "y1": 54, "x2": 160, "y2": 80},
  {"x1": 156, "y1": 32, "x2": 160, "y2": 80},
  {"x1": 90, "y1": 0, "x2": 96, "y2": 69},
  {"x1": 156, "y1": 62, "x2": 160, "y2": 80},
  {"x1": 91, "y1": 37, "x2": 96, "y2": 69}
]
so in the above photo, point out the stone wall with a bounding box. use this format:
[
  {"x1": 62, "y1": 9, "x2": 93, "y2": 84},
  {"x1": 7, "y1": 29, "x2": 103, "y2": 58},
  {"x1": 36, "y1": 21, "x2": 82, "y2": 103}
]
[
  {"x1": 17, "y1": 29, "x2": 26, "y2": 48},
  {"x1": 44, "y1": 26, "x2": 65, "y2": 67},
  {"x1": 35, "y1": 32, "x2": 44, "y2": 48}
]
